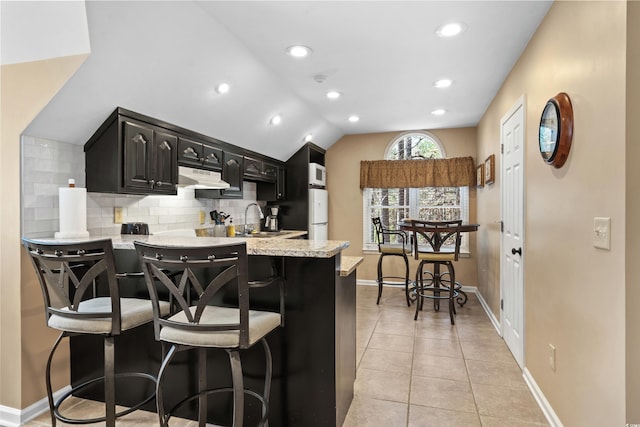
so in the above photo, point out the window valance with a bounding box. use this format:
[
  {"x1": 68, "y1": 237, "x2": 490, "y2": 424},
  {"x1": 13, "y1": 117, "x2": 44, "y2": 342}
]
[{"x1": 359, "y1": 156, "x2": 476, "y2": 189}]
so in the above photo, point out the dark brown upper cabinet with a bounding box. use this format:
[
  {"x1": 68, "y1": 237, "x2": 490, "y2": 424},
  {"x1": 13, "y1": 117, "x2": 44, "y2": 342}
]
[
  {"x1": 85, "y1": 108, "x2": 286, "y2": 199},
  {"x1": 221, "y1": 151, "x2": 243, "y2": 198},
  {"x1": 85, "y1": 111, "x2": 178, "y2": 195},
  {"x1": 244, "y1": 156, "x2": 278, "y2": 182},
  {"x1": 178, "y1": 137, "x2": 223, "y2": 171},
  {"x1": 257, "y1": 165, "x2": 286, "y2": 201}
]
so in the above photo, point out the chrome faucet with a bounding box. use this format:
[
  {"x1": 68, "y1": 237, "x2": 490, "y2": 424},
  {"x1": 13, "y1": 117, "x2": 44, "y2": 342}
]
[{"x1": 244, "y1": 203, "x2": 264, "y2": 233}]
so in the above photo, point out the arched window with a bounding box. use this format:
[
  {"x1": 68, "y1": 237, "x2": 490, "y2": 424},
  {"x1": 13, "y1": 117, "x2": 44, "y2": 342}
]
[{"x1": 363, "y1": 132, "x2": 469, "y2": 251}]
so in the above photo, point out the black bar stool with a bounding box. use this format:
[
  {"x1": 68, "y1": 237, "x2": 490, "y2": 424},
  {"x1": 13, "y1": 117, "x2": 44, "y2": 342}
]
[
  {"x1": 409, "y1": 220, "x2": 463, "y2": 324},
  {"x1": 135, "y1": 241, "x2": 283, "y2": 426},
  {"x1": 372, "y1": 217, "x2": 414, "y2": 306},
  {"x1": 22, "y1": 238, "x2": 169, "y2": 427}
]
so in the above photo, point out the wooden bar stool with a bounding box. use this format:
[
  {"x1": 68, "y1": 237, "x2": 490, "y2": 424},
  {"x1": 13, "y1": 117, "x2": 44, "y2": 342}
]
[{"x1": 372, "y1": 217, "x2": 414, "y2": 306}]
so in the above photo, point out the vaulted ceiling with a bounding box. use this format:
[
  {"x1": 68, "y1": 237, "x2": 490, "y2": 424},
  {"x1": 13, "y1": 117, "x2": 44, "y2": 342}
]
[{"x1": 16, "y1": 1, "x2": 552, "y2": 161}]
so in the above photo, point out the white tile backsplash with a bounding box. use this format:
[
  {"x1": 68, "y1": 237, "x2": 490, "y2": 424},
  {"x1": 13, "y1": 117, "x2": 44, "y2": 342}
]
[{"x1": 21, "y1": 135, "x2": 266, "y2": 238}]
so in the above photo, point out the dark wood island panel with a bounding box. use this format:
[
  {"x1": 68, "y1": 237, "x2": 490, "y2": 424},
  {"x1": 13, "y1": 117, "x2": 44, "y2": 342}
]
[{"x1": 70, "y1": 250, "x2": 356, "y2": 426}]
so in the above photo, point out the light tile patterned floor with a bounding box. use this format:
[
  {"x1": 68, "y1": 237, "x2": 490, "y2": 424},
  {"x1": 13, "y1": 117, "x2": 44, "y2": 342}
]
[
  {"x1": 21, "y1": 285, "x2": 549, "y2": 427},
  {"x1": 343, "y1": 285, "x2": 549, "y2": 427}
]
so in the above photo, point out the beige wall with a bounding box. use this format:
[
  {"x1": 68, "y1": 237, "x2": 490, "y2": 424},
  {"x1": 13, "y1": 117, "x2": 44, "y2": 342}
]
[
  {"x1": 477, "y1": 1, "x2": 627, "y2": 425},
  {"x1": 626, "y1": 1, "x2": 640, "y2": 422},
  {"x1": 1, "y1": 54, "x2": 87, "y2": 408},
  {"x1": 326, "y1": 128, "x2": 479, "y2": 290}
]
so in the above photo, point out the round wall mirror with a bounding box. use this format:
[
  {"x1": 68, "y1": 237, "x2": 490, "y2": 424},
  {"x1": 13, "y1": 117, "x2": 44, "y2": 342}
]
[{"x1": 538, "y1": 92, "x2": 573, "y2": 168}]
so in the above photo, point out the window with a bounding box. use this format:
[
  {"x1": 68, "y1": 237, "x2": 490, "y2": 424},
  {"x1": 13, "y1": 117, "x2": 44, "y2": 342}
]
[{"x1": 363, "y1": 132, "x2": 469, "y2": 252}]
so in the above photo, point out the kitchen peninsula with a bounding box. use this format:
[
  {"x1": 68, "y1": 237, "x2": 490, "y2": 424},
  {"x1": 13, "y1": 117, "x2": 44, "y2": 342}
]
[{"x1": 68, "y1": 234, "x2": 360, "y2": 427}]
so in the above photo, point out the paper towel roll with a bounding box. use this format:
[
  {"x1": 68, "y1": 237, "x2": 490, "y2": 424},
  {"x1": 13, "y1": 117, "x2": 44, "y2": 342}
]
[{"x1": 54, "y1": 187, "x2": 90, "y2": 239}]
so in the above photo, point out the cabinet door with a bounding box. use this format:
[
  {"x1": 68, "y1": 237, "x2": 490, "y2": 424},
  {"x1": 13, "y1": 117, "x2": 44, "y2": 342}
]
[
  {"x1": 202, "y1": 144, "x2": 223, "y2": 171},
  {"x1": 244, "y1": 156, "x2": 262, "y2": 179},
  {"x1": 177, "y1": 137, "x2": 203, "y2": 168},
  {"x1": 152, "y1": 130, "x2": 178, "y2": 194},
  {"x1": 276, "y1": 166, "x2": 286, "y2": 200},
  {"x1": 262, "y1": 162, "x2": 278, "y2": 182},
  {"x1": 221, "y1": 151, "x2": 243, "y2": 198},
  {"x1": 123, "y1": 120, "x2": 153, "y2": 191}
]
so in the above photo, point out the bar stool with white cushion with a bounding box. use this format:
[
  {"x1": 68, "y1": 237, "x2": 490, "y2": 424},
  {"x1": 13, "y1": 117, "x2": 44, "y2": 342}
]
[
  {"x1": 22, "y1": 238, "x2": 170, "y2": 427},
  {"x1": 135, "y1": 241, "x2": 281, "y2": 426}
]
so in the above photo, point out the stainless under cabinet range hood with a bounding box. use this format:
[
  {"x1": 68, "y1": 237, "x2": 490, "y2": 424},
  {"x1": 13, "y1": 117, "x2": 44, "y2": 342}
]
[{"x1": 178, "y1": 166, "x2": 230, "y2": 189}]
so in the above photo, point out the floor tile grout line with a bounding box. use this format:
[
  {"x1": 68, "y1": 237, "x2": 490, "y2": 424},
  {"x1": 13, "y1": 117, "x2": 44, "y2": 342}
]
[
  {"x1": 458, "y1": 309, "x2": 484, "y2": 425},
  {"x1": 406, "y1": 306, "x2": 418, "y2": 427}
]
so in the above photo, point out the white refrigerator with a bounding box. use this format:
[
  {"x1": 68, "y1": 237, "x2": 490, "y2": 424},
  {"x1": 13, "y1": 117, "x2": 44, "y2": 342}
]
[{"x1": 308, "y1": 188, "x2": 328, "y2": 240}]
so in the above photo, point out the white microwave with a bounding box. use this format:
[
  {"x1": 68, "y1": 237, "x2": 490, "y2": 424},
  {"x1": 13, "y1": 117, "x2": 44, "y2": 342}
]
[{"x1": 309, "y1": 163, "x2": 326, "y2": 187}]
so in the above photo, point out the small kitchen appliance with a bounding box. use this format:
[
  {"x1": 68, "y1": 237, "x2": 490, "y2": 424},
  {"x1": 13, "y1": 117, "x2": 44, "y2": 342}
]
[
  {"x1": 265, "y1": 206, "x2": 280, "y2": 232},
  {"x1": 120, "y1": 222, "x2": 149, "y2": 235},
  {"x1": 308, "y1": 163, "x2": 326, "y2": 187}
]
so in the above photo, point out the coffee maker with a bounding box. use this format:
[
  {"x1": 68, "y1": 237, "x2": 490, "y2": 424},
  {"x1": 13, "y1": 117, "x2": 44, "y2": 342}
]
[{"x1": 265, "y1": 206, "x2": 279, "y2": 231}]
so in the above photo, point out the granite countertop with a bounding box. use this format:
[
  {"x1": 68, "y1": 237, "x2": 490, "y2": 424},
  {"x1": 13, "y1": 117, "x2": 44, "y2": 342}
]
[
  {"x1": 42, "y1": 233, "x2": 349, "y2": 259},
  {"x1": 26, "y1": 234, "x2": 356, "y2": 276},
  {"x1": 340, "y1": 256, "x2": 364, "y2": 277}
]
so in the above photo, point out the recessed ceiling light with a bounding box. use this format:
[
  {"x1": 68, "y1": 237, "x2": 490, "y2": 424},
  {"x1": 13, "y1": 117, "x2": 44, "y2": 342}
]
[
  {"x1": 433, "y1": 79, "x2": 453, "y2": 88},
  {"x1": 431, "y1": 109, "x2": 447, "y2": 116},
  {"x1": 286, "y1": 45, "x2": 312, "y2": 58},
  {"x1": 436, "y1": 22, "x2": 466, "y2": 38},
  {"x1": 348, "y1": 115, "x2": 360, "y2": 123},
  {"x1": 326, "y1": 91, "x2": 342, "y2": 99},
  {"x1": 270, "y1": 114, "x2": 282, "y2": 125},
  {"x1": 216, "y1": 83, "x2": 230, "y2": 94},
  {"x1": 304, "y1": 134, "x2": 313, "y2": 142}
]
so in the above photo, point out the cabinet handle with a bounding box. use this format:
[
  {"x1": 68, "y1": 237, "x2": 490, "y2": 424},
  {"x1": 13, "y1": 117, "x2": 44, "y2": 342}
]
[{"x1": 184, "y1": 146, "x2": 199, "y2": 159}]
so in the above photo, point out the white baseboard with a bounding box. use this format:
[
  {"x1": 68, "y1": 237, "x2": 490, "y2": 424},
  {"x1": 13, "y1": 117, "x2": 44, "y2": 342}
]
[
  {"x1": 0, "y1": 386, "x2": 71, "y2": 427},
  {"x1": 0, "y1": 404, "x2": 21, "y2": 427},
  {"x1": 523, "y1": 367, "x2": 564, "y2": 427}
]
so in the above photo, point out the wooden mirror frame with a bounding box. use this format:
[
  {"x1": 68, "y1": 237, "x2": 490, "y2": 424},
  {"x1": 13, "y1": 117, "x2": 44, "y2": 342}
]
[{"x1": 538, "y1": 92, "x2": 573, "y2": 168}]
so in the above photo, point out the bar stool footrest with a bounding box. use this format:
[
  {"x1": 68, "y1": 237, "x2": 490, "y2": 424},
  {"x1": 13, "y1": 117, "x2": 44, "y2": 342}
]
[
  {"x1": 165, "y1": 387, "x2": 269, "y2": 426},
  {"x1": 54, "y1": 372, "x2": 156, "y2": 425}
]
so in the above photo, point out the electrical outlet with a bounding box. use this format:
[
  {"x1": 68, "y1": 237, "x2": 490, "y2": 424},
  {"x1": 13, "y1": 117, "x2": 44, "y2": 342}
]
[
  {"x1": 199, "y1": 211, "x2": 206, "y2": 224},
  {"x1": 114, "y1": 207, "x2": 123, "y2": 224},
  {"x1": 549, "y1": 344, "x2": 556, "y2": 371}
]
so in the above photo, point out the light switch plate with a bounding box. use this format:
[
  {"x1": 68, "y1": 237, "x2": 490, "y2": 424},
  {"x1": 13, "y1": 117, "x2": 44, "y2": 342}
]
[{"x1": 593, "y1": 217, "x2": 611, "y2": 250}]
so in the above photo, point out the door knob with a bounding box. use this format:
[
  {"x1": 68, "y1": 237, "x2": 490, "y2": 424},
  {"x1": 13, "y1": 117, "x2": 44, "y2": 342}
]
[{"x1": 511, "y1": 247, "x2": 522, "y2": 256}]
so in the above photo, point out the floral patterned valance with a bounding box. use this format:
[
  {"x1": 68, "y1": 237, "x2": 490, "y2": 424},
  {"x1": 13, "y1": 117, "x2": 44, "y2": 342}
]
[{"x1": 359, "y1": 157, "x2": 476, "y2": 189}]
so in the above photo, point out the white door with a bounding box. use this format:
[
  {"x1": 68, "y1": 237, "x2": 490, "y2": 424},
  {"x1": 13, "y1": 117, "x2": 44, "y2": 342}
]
[{"x1": 500, "y1": 96, "x2": 525, "y2": 368}]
